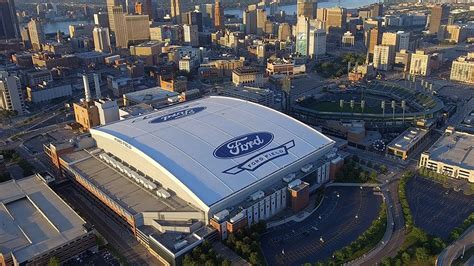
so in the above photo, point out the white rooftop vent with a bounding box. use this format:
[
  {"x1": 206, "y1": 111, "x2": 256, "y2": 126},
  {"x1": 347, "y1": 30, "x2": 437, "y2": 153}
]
[
  {"x1": 283, "y1": 173, "x2": 296, "y2": 183},
  {"x1": 288, "y1": 179, "x2": 302, "y2": 189},
  {"x1": 249, "y1": 190, "x2": 265, "y2": 201},
  {"x1": 213, "y1": 209, "x2": 230, "y2": 222},
  {"x1": 174, "y1": 240, "x2": 188, "y2": 250}
]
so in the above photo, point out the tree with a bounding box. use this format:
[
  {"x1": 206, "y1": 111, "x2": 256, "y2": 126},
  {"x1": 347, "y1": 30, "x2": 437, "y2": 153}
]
[
  {"x1": 249, "y1": 252, "x2": 260, "y2": 265},
  {"x1": 415, "y1": 247, "x2": 429, "y2": 262},
  {"x1": 47, "y1": 257, "x2": 60, "y2": 266},
  {"x1": 401, "y1": 252, "x2": 411, "y2": 264},
  {"x1": 380, "y1": 165, "x2": 388, "y2": 174},
  {"x1": 222, "y1": 259, "x2": 232, "y2": 266},
  {"x1": 370, "y1": 171, "x2": 377, "y2": 181}
]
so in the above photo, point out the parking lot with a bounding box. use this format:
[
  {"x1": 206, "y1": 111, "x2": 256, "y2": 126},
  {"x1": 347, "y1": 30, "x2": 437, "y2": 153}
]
[
  {"x1": 406, "y1": 176, "x2": 474, "y2": 239},
  {"x1": 261, "y1": 186, "x2": 382, "y2": 265},
  {"x1": 63, "y1": 249, "x2": 120, "y2": 266}
]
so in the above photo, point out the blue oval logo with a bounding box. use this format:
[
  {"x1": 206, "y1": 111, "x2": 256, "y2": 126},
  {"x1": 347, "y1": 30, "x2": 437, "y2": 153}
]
[
  {"x1": 214, "y1": 132, "x2": 274, "y2": 159},
  {"x1": 150, "y1": 107, "x2": 206, "y2": 123}
]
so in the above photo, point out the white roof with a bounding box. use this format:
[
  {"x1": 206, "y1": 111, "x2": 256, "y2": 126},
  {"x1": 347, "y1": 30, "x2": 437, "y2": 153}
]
[{"x1": 92, "y1": 97, "x2": 334, "y2": 207}]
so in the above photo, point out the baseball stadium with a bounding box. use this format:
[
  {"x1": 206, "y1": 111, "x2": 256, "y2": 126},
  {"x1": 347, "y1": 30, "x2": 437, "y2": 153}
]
[{"x1": 292, "y1": 81, "x2": 445, "y2": 129}]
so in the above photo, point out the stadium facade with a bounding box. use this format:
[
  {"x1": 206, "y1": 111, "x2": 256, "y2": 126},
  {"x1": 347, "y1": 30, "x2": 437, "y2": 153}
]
[{"x1": 48, "y1": 97, "x2": 336, "y2": 265}]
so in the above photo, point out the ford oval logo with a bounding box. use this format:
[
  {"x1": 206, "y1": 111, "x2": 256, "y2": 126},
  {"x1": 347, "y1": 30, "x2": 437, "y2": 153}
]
[
  {"x1": 214, "y1": 132, "x2": 274, "y2": 159},
  {"x1": 149, "y1": 107, "x2": 206, "y2": 123}
]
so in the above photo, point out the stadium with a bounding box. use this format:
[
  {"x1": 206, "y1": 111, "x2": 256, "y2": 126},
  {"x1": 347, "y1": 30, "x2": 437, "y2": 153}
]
[
  {"x1": 292, "y1": 81, "x2": 445, "y2": 129},
  {"x1": 55, "y1": 96, "x2": 336, "y2": 265}
]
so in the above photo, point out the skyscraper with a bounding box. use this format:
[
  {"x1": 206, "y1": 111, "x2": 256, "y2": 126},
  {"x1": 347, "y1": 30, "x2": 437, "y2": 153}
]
[
  {"x1": 365, "y1": 27, "x2": 381, "y2": 55},
  {"x1": 0, "y1": 0, "x2": 20, "y2": 40},
  {"x1": 124, "y1": 15, "x2": 150, "y2": 46},
  {"x1": 185, "y1": 10, "x2": 203, "y2": 32},
  {"x1": 370, "y1": 3, "x2": 383, "y2": 18},
  {"x1": 429, "y1": 4, "x2": 450, "y2": 34},
  {"x1": 107, "y1": 0, "x2": 125, "y2": 32},
  {"x1": 317, "y1": 7, "x2": 347, "y2": 31},
  {"x1": 243, "y1": 4, "x2": 258, "y2": 35},
  {"x1": 142, "y1": 0, "x2": 153, "y2": 19},
  {"x1": 0, "y1": 71, "x2": 25, "y2": 115},
  {"x1": 373, "y1": 45, "x2": 393, "y2": 71},
  {"x1": 27, "y1": 19, "x2": 44, "y2": 51},
  {"x1": 93, "y1": 27, "x2": 111, "y2": 53},
  {"x1": 112, "y1": 6, "x2": 127, "y2": 48},
  {"x1": 309, "y1": 28, "x2": 326, "y2": 59},
  {"x1": 170, "y1": 0, "x2": 182, "y2": 24},
  {"x1": 295, "y1": 16, "x2": 310, "y2": 56},
  {"x1": 94, "y1": 12, "x2": 109, "y2": 28},
  {"x1": 135, "y1": 2, "x2": 143, "y2": 14},
  {"x1": 278, "y1": 23, "x2": 291, "y2": 41},
  {"x1": 256, "y1": 8, "x2": 267, "y2": 36},
  {"x1": 214, "y1": 0, "x2": 224, "y2": 30},
  {"x1": 297, "y1": 0, "x2": 317, "y2": 20}
]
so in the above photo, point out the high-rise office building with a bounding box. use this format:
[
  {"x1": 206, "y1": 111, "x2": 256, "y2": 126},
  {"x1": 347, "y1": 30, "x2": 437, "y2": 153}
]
[
  {"x1": 243, "y1": 5, "x2": 258, "y2": 35},
  {"x1": 370, "y1": 3, "x2": 383, "y2": 18},
  {"x1": 295, "y1": 16, "x2": 310, "y2": 56},
  {"x1": 94, "y1": 12, "x2": 109, "y2": 28},
  {"x1": 309, "y1": 28, "x2": 326, "y2": 59},
  {"x1": 134, "y1": 0, "x2": 153, "y2": 19},
  {"x1": 214, "y1": 0, "x2": 224, "y2": 29},
  {"x1": 410, "y1": 50, "x2": 431, "y2": 76},
  {"x1": 256, "y1": 8, "x2": 267, "y2": 36},
  {"x1": 278, "y1": 23, "x2": 291, "y2": 41},
  {"x1": 381, "y1": 32, "x2": 398, "y2": 62},
  {"x1": 125, "y1": 15, "x2": 150, "y2": 46},
  {"x1": 365, "y1": 27, "x2": 381, "y2": 55},
  {"x1": 107, "y1": 0, "x2": 125, "y2": 32},
  {"x1": 429, "y1": 4, "x2": 450, "y2": 34},
  {"x1": 373, "y1": 45, "x2": 393, "y2": 71},
  {"x1": 171, "y1": 0, "x2": 182, "y2": 24},
  {"x1": 183, "y1": 10, "x2": 203, "y2": 32},
  {"x1": 112, "y1": 6, "x2": 127, "y2": 48},
  {"x1": 317, "y1": 7, "x2": 347, "y2": 31},
  {"x1": 184, "y1": 24, "x2": 199, "y2": 46},
  {"x1": 135, "y1": 2, "x2": 143, "y2": 14},
  {"x1": 27, "y1": 19, "x2": 44, "y2": 51},
  {"x1": 297, "y1": 0, "x2": 317, "y2": 20},
  {"x1": 93, "y1": 27, "x2": 111, "y2": 53},
  {"x1": 0, "y1": 71, "x2": 25, "y2": 115},
  {"x1": 397, "y1": 31, "x2": 410, "y2": 51},
  {"x1": 450, "y1": 53, "x2": 474, "y2": 84},
  {"x1": 0, "y1": 0, "x2": 20, "y2": 40}
]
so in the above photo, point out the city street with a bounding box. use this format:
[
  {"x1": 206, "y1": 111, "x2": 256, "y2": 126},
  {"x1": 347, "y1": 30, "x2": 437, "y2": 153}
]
[{"x1": 57, "y1": 184, "x2": 161, "y2": 266}]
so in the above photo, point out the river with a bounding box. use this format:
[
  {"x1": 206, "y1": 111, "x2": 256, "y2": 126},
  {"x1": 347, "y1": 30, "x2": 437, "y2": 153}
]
[
  {"x1": 224, "y1": 0, "x2": 380, "y2": 17},
  {"x1": 39, "y1": 0, "x2": 378, "y2": 34}
]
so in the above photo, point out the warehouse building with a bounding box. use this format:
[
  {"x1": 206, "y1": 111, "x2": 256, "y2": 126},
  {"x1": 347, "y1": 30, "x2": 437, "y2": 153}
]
[
  {"x1": 50, "y1": 97, "x2": 335, "y2": 265},
  {"x1": 0, "y1": 175, "x2": 96, "y2": 266},
  {"x1": 419, "y1": 128, "x2": 474, "y2": 183}
]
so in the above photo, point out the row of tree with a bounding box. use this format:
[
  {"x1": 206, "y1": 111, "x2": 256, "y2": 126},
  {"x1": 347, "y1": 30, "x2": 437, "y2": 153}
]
[
  {"x1": 335, "y1": 159, "x2": 378, "y2": 183},
  {"x1": 381, "y1": 171, "x2": 446, "y2": 265},
  {"x1": 449, "y1": 213, "x2": 474, "y2": 242},
  {"x1": 182, "y1": 240, "x2": 231, "y2": 266},
  {"x1": 224, "y1": 221, "x2": 266, "y2": 265}
]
